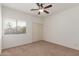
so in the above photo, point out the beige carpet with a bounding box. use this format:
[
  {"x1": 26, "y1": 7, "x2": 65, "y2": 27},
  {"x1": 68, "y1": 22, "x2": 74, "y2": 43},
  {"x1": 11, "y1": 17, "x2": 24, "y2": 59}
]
[{"x1": 1, "y1": 40, "x2": 79, "y2": 56}]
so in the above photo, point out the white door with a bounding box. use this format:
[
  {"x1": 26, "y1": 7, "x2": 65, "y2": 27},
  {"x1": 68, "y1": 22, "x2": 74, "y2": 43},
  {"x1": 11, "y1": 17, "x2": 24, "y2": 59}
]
[{"x1": 32, "y1": 23, "x2": 43, "y2": 42}]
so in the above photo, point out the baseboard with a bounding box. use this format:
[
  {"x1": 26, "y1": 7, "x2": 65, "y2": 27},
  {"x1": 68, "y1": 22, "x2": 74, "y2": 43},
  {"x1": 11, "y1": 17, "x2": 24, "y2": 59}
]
[
  {"x1": 44, "y1": 40, "x2": 79, "y2": 51},
  {"x1": 3, "y1": 40, "x2": 79, "y2": 52},
  {"x1": 2, "y1": 40, "x2": 43, "y2": 50},
  {"x1": 2, "y1": 41, "x2": 33, "y2": 50},
  {"x1": 32, "y1": 40, "x2": 43, "y2": 43}
]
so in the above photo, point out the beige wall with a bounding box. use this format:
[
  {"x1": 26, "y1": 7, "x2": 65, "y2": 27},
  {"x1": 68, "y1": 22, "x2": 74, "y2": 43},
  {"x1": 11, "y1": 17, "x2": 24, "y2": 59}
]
[
  {"x1": 2, "y1": 6, "x2": 43, "y2": 49},
  {"x1": 43, "y1": 6, "x2": 79, "y2": 50},
  {"x1": 32, "y1": 23, "x2": 43, "y2": 42},
  {"x1": 2, "y1": 4, "x2": 79, "y2": 51}
]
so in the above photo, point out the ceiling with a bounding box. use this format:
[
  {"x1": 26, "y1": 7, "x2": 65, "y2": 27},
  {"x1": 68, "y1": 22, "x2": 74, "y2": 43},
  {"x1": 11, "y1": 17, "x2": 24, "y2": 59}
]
[{"x1": 2, "y1": 3, "x2": 79, "y2": 18}]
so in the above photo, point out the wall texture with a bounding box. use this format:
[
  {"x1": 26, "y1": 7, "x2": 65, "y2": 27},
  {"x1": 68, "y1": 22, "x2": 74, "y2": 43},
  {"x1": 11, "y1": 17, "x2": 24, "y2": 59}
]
[
  {"x1": 43, "y1": 6, "x2": 79, "y2": 50},
  {"x1": 2, "y1": 6, "x2": 43, "y2": 49}
]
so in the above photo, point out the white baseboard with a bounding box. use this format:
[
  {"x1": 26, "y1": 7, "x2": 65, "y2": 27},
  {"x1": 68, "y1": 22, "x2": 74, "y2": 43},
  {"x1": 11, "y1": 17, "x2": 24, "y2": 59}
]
[{"x1": 44, "y1": 40, "x2": 79, "y2": 51}]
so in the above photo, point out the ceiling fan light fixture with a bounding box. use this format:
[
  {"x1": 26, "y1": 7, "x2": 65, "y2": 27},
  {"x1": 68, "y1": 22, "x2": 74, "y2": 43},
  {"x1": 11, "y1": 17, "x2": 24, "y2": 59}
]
[
  {"x1": 31, "y1": 3, "x2": 52, "y2": 15},
  {"x1": 39, "y1": 9, "x2": 44, "y2": 12}
]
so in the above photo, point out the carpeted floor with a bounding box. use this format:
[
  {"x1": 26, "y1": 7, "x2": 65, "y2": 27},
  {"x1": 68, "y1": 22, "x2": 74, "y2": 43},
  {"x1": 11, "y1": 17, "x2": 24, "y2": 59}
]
[{"x1": 1, "y1": 40, "x2": 79, "y2": 56}]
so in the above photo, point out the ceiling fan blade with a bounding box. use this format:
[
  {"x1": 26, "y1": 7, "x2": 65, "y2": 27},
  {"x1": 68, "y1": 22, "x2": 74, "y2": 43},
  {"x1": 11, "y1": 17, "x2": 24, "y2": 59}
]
[
  {"x1": 41, "y1": 4, "x2": 43, "y2": 8},
  {"x1": 31, "y1": 9, "x2": 39, "y2": 11},
  {"x1": 38, "y1": 12, "x2": 40, "y2": 15},
  {"x1": 36, "y1": 3, "x2": 40, "y2": 7},
  {"x1": 44, "y1": 5, "x2": 52, "y2": 9},
  {"x1": 44, "y1": 10, "x2": 49, "y2": 14}
]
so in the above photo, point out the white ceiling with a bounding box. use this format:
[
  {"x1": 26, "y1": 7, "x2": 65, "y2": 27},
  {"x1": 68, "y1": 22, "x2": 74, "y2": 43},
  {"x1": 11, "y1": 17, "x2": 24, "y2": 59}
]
[{"x1": 2, "y1": 3, "x2": 79, "y2": 18}]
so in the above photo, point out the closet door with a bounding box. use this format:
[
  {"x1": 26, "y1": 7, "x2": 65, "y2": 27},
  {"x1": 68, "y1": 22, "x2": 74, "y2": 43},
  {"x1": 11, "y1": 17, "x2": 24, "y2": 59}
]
[{"x1": 32, "y1": 23, "x2": 43, "y2": 42}]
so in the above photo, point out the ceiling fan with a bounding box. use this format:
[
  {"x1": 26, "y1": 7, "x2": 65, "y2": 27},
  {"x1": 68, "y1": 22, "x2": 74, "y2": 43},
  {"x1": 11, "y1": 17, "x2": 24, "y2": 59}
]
[{"x1": 30, "y1": 3, "x2": 52, "y2": 15}]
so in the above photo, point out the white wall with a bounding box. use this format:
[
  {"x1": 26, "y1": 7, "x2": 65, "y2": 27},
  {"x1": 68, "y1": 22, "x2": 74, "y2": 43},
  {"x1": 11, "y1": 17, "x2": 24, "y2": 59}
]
[
  {"x1": 43, "y1": 6, "x2": 79, "y2": 50},
  {"x1": 2, "y1": 6, "x2": 43, "y2": 49},
  {"x1": 0, "y1": 4, "x2": 2, "y2": 53}
]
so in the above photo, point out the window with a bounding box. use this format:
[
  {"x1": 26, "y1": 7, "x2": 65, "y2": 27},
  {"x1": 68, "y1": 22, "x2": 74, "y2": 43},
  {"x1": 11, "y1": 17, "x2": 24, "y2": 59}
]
[{"x1": 4, "y1": 18, "x2": 26, "y2": 34}]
